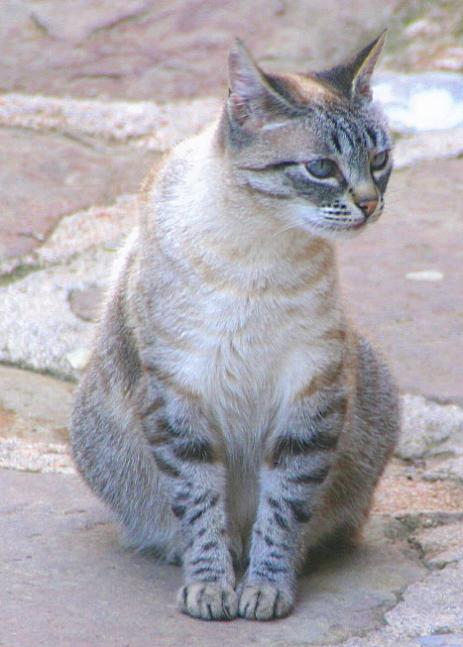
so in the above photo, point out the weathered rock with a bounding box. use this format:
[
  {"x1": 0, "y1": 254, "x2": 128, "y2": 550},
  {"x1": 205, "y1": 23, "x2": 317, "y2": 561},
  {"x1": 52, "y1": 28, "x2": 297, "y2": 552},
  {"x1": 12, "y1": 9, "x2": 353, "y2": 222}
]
[
  {"x1": 0, "y1": 364, "x2": 73, "y2": 443},
  {"x1": 424, "y1": 456, "x2": 463, "y2": 486},
  {"x1": 412, "y1": 521, "x2": 463, "y2": 569},
  {"x1": 338, "y1": 157, "x2": 463, "y2": 404},
  {"x1": 373, "y1": 460, "x2": 463, "y2": 516},
  {"x1": 0, "y1": 469, "x2": 425, "y2": 647},
  {"x1": 393, "y1": 127, "x2": 463, "y2": 168},
  {"x1": 384, "y1": 561, "x2": 463, "y2": 636},
  {"x1": 0, "y1": 94, "x2": 221, "y2": 151},
  {"x1": 0, "y1": 0, "x2": 400, "y2": 101},
  {"x1": 69, "y1": 286, "x2": 106, "y2": 322},
  {"x1": 397, "y1": 395, "x2": 463, "y2": 461},
  {"x1": 0, "y1": 127, "x2": 157, "y2": 260},
  {"x1": 0, "y1": 249, "x2": 109, "y2": 380},
  {"x1": 0, "y1": 194, "x2": 140, "y2": 277},
  {"x1": 418, "y1": 636, "x2": 463, "y2": 647},
  {"x1": 340, "y1": 630, "x2": 463, "y2": 647},
  {"x1": 0, "y1": 438, "x2": 72, "y2": 473}
]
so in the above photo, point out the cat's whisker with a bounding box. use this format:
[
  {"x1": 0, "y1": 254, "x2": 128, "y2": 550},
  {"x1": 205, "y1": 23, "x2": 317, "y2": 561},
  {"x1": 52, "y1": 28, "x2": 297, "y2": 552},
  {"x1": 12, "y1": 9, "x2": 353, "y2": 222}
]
[{"x1": 272, "y1": 222, "x2": 301, "y2": 237}]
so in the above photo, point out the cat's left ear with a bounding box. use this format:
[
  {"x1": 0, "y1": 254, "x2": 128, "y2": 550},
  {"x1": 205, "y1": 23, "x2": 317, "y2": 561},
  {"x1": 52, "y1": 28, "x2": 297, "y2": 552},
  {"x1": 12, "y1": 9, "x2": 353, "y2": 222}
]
[
  {"x1": 318, "y1": 30, "x2": 386, "y2": 103},
  {"x1": 350, "y1": 30, "x2": 387, "y2": 101}
]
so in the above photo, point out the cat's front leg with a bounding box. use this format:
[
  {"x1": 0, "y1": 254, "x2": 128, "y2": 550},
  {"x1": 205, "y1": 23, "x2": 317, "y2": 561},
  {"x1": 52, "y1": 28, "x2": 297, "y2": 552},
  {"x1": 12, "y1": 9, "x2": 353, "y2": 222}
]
[
  {"x1": 143, "y1": 391, "x2": 237, "y2": 620},
  {"x1": 239, "y1": 397, "x2": 342, "y2": 620}
]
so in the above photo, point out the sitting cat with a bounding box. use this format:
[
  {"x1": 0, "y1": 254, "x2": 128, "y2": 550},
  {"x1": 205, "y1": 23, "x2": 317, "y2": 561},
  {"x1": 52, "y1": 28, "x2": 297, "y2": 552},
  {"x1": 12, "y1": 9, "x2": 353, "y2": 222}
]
[{"x1": 71, "y1": 31, "x2": 399, "y2": 621}]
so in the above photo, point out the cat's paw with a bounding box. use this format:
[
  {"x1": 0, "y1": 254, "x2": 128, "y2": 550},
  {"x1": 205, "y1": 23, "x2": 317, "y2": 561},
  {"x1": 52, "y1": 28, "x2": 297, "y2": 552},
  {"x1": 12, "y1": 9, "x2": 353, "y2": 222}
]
[
  {"x1": 177, "y1": 583, "x2": 238, "y2": 621},
  {"x1": 238, "y1": 584, "x2": 293, "y2": 620}
]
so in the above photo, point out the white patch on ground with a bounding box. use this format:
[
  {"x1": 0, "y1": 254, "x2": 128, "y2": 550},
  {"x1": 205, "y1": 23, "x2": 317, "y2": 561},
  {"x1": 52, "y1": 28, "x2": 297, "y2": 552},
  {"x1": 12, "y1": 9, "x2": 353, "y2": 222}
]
[
  {"x1": 406, "y1": 270, "x2": 444, "y2": 282},
  {"x1": 0, "y1": 437, "x2": 74, "y2": 474}
]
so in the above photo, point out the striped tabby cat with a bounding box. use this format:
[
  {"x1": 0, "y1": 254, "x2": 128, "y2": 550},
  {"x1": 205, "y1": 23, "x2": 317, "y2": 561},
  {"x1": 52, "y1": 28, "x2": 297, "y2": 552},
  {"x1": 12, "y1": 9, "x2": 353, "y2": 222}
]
[{"x1": 71, "y1": 32, "x2": 399, "y2": 621}]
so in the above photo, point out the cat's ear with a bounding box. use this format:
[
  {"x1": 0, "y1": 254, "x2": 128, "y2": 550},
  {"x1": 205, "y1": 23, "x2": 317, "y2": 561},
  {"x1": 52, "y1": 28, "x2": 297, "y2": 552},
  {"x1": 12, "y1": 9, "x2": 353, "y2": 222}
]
[
  {"x1": 227, "y1": 39, "x2": 292, "y2": 131},
  {"x1": 350, "y1": 30, "x2": 387, "y2": 101},
  {"x1": 318, "y1": 30, "x2": 387, "y2": 103}
]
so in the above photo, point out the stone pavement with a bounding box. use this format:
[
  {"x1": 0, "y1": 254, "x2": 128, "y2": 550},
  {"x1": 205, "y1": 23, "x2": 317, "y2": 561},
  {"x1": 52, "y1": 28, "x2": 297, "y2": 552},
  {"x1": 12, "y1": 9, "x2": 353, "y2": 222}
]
[{"x1": 1, "y1": 2, "x2": 463, "y2": 646}]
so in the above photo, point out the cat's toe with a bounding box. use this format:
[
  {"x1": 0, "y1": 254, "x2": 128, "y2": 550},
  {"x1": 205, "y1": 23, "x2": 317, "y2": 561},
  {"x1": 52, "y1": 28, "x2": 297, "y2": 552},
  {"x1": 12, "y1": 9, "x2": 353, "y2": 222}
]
[
  {"x1": 238, "y1": 584, "x2": 293, "y2": 620},
  {"x1": 177, "y1": 583, "x2": 238, "y2": 621}
]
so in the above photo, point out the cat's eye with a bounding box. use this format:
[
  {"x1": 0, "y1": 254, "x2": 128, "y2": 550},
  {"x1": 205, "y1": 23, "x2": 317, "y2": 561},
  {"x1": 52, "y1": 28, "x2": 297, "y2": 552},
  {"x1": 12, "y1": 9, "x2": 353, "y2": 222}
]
[
  {"x1": 371, "y1": 150, "x2": 389, "y2": 171},
  {"x1": 305, "y1": 159, "x2": 338, "y2": 180}
]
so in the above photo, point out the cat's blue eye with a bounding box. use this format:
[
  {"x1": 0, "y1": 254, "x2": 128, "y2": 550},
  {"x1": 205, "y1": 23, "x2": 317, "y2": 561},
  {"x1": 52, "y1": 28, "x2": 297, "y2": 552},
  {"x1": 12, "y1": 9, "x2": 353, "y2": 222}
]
[
  {"x1": 305, "y1": 159, "x2": 338, "y2": 179},
  {"x1": 371, "y1": 150, "x2": 389, "y2": 171}
]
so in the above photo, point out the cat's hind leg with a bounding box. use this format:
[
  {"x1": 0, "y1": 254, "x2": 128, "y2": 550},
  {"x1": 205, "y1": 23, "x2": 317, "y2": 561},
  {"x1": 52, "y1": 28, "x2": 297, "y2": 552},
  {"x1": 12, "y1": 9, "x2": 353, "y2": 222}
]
[{"x1": 70, "y1": 365, "x2": 181, "y2": 563}]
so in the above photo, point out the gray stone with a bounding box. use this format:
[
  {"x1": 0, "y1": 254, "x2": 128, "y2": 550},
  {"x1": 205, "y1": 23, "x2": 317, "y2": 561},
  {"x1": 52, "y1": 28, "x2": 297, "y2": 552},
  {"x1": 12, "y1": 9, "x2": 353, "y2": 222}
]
[
  {"x1": 393, "y1": 128, "x2": 463, "y2": 169},
  {"x1": 0, "y1": 438, "x2": 72, "y2": 473},
  {"x1": 424, "y1": 457, "x2": 463, "y2": 485},
  {"x1": 0, "y1": 193, "x2": 140, "y2": 277},
  {"x1": 418, "y1": 635, "x2": 463, "y2": 647},
  {"x1": 0, "y1": 0, "x2": 399, "y2": 101},
  {"x1": 339, "y1": 631, "x2": 418, "y2": 647},
  {"x1": 397, "y1": 395, "x2": 463, "y2": 461},
  {"x1": 0, "y1": 470, "x2": 425, "y2": 647},
  {"x1": 338, "y1": 158, "x2": 463, "y2": 404},
  {"x1": 412, "y1": 522, "x2": 463, "y2": 569},
  {"x1": 375, "y1": 72, "x2": 463, "y2": 133},
  {"x1": 0, "y1": 364, "x2": 73, "y2": 443},
  {"x1": 69, "y1": 286, "x2": 105, "y2": 322},
  {"x1": 0, "y1": 93, "x2": 221, "y2": 151},
  {"x1": 0, "y1": 249, "x2": 110, "y2": 380},
  {"x1": 0, "y1": 127, "x2": 157, "y2": 260},
  {"x1": 384, "y1": 561, "x2": 463, "y2": 636}
]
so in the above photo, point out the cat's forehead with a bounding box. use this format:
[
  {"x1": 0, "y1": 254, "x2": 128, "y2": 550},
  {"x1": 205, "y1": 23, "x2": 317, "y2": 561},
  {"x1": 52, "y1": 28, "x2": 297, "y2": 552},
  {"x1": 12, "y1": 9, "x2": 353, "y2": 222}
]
[{"x1": 236, "y1": 99, "x2": 388, "y2": 166}]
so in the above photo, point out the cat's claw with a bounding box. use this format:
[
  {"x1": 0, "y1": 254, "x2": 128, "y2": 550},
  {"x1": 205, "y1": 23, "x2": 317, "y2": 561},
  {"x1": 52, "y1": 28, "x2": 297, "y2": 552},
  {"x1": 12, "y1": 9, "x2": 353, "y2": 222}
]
[
  {"x1": 238, "y1": 584, "x2": 293, "y2": 620},
  {"x1": 177, "y1": 583, "x2": 238, "y2": 621}
]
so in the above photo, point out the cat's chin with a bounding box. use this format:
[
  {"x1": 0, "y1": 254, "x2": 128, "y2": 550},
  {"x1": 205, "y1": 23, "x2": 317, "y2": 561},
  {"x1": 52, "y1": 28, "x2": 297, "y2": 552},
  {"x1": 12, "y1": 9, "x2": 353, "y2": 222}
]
[{"x1": 296, "y1": 219, "x2": 368, "y2": 241}]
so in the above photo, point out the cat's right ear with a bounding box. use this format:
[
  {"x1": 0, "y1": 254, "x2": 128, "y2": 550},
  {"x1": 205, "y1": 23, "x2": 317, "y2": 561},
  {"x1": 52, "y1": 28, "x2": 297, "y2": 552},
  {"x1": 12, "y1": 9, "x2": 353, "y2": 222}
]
[{"x1": 227, "y1": 39, "x2": 290, "y2": 132}]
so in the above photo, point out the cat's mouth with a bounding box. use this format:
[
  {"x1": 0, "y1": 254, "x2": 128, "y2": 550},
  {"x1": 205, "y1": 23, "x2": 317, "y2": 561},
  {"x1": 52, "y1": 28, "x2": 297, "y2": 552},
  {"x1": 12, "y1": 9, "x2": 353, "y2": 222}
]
[{"x1": 322, "y1": 217, "x2": 367, "y2": 232}]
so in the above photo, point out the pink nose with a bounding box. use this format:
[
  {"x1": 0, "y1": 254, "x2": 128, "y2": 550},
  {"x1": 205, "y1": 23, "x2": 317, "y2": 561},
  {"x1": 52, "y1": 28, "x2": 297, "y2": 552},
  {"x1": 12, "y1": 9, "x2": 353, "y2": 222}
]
[{"x1": 357, "y1": 198, "x2": 378, "y2": 218}]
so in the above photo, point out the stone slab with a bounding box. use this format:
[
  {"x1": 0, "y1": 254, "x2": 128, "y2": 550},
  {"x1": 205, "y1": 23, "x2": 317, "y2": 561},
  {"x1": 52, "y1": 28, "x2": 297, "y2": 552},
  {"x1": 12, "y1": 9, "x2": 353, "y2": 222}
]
[
  {"x1": 0, "y1": 470, "x2": 425, "y2": 647},
  {"x1": 384, "y1": 561, "x2": 463, "y2": 636},
  {"x1": 0, "y1": 0, "x2": 399, "y2": 101},
  {"x1": 398, "y1": 395, "x2": 463, "y2": 461},
  {"x1": 0, "y1": 365, "x2": 74, "y2": 444},
  {"x1": 338, "y1": 157, "x2": 463, "y2": 403},
  {"x1": 2, "y1": 1, "x2": 463, "y2": 103},
  {"x1": 0, "y1": 127, "x2": 158, "y2": 260}
]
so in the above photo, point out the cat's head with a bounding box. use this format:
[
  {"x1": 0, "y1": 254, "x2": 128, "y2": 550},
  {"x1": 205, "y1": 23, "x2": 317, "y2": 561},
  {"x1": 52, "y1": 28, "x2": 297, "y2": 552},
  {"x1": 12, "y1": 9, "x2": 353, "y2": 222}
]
[{"x1": 220, "y1": 32, "x2": 392, "y2": 239}]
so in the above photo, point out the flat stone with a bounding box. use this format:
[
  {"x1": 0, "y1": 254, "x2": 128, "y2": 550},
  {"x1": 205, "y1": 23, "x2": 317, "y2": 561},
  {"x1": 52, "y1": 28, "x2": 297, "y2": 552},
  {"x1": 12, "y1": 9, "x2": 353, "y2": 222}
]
[
  {"x1": 0, "y1": 0, "x2": 400, "y2": 101},
  {"x1": 69, "y1": 286, "x2": 105, "y2": 322},
  {"x1": 338, "y1": 157, "x2": 463, "y2": 403},
  {"x1": 397, "y1": 395, "x2": 463, "y2": 461},
  {"x1": 0, "y1": 438, "x2": 72, "y2": 473},
  {"x1": 384, "y1": 561, "x2": 463, "y2": 636},
  {"x1": 0, "y1": 127, "x2": 158, "y2": 260},
  {"x1": 0, "y1": 249, "x2": 109, "y2": 380},
  {"x1": 0, "y1": 365, "x2": 73, "y2": 443},
  {"x1": 373, "y1": 460, "x2": 463, "y2": 516},
  {"x1": 0, "y1": 470, "x2": 425, "y2": 647},
  {"x1": 0, "y1": 194, "x2": 140, "y2": 277},
  {"x1": 424, "y1": 456, "x2": 463, "y2": 486},
  {"x1": 393, "y1": 127, "x2": 463, "y2": 168},
  {"x1": 418, "y1": 636, "x2": 463, "y2": 647},
  {"x1": 412, "y1": 521, "x2": 463, "y2": 569},
  {"x1": 0, "y1": 94, "x2": 220, "y2": 151},
  {"x1": 339, "y1": 631, "x2": 418, "y2": 647}
]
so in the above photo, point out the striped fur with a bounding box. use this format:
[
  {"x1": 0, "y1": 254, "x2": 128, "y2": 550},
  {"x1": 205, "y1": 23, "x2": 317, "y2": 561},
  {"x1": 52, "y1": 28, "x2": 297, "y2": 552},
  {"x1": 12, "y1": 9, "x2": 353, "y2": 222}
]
[{"x1": 70, "y1": 34, "x2": 399, "y2": 622}]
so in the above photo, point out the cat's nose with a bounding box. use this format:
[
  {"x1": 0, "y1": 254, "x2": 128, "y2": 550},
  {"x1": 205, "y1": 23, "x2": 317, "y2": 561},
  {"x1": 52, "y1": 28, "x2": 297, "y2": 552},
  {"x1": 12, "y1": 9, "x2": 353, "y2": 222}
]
[{"x1": 356, "y1": 198, "x2": 378, "y2": 218}]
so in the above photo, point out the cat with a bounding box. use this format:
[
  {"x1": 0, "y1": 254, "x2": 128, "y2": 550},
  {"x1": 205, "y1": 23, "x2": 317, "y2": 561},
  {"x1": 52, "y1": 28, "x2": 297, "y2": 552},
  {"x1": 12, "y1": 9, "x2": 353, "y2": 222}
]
[{"x1": 70, "y1": 31, "x2": 399, "y2": 621}]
